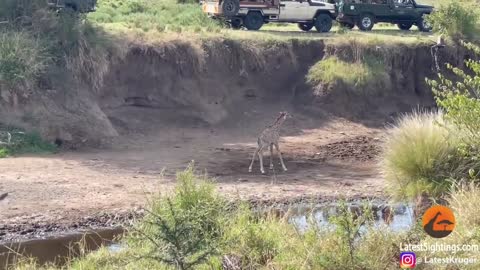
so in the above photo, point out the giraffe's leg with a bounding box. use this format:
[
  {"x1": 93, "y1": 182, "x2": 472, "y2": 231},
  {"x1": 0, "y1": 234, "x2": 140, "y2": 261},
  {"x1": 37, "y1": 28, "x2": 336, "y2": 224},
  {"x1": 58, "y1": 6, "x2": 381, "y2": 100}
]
[
  {"x1": 274, "y1": 143, "x2": 287, "y2": 172},
  {"x1": 269, "y1": 144, "x2": 274, "y2": 170},
  {"x1": 248, "y1": 147, "x2": 259, "y2": 173},
  {"x1": 258, "y1": 147, "x2": 265, "y2": 174}
]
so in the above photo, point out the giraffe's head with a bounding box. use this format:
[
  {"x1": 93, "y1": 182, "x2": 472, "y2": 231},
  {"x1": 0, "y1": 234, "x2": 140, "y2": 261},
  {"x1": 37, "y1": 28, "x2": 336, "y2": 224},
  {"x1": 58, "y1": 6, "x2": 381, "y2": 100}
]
[{"x1": 275, "y1": 111, "x2": 291, "y2": 124}]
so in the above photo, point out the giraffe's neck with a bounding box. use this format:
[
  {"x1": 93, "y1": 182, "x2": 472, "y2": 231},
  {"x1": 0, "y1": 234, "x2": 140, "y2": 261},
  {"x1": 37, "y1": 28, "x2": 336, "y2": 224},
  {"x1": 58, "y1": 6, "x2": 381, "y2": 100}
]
[{"x1": 270, "y1": 117, "x2": 285, "y2": 130}]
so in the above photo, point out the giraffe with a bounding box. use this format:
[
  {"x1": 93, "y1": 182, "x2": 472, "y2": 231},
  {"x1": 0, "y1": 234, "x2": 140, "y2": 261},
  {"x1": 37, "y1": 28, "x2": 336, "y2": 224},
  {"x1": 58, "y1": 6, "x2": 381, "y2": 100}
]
[{"x1": 248, "y1": 111, "x2": 290, "y2": 174}]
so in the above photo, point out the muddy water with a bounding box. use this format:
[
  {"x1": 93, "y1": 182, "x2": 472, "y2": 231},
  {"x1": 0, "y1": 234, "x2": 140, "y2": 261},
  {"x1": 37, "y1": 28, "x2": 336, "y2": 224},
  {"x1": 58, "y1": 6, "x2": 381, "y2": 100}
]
[
  {"x1": 0, "y1": 227, "x2": 123, "y2": 269},
  {"x1": 286, "y1": 203, "x2": 414, "y2": 232},
  {"x1": 260, "y1": 203, "x2": 415, "y2": 232}
]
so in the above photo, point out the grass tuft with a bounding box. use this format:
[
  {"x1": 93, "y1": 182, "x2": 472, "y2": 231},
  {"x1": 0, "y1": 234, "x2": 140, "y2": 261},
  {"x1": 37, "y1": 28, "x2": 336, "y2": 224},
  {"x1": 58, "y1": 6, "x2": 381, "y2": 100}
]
[
  {"x1": 0, "y1": 126, "x2": 56, "y2": 158},
  {"x1": 381, "y1": 111, "x2": 458, "y2": 199},
  {"x1": 306, "y1": 54, "x2": 388, "y2": 94},
  {"x1": 0, "y1": 30, "x2": 51, "y2": 93}
]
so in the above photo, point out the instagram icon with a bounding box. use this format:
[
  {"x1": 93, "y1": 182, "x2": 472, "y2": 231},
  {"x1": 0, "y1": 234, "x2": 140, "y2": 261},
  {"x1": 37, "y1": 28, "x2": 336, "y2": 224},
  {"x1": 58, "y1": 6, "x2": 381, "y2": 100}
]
[{"x1": 400, "y1": 252, "x2": 417, "y2": 269}]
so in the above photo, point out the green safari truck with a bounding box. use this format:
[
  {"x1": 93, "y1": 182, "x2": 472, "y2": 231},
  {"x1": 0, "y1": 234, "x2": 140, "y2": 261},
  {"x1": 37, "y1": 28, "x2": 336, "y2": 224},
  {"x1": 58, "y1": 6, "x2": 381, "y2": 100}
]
[
  {"x1": 336, "y1": 0, "x2": 433, "y2": 32},
  {"x1": 47, "y1": 0, "x2": 97, "y2": 13}
]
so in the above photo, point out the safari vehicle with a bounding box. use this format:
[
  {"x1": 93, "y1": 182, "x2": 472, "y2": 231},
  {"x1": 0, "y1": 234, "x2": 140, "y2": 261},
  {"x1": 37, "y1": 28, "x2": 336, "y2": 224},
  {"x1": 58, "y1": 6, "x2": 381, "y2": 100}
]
[
  {"x1": 202, "y1": 0, "x2": 337, "y2": 32},
  {"x1": 336, "y1": 0, "x2": 433, "y2": 31},
  {"x1": 47, "y1": 0, "x2": 97, "y2": 13}
]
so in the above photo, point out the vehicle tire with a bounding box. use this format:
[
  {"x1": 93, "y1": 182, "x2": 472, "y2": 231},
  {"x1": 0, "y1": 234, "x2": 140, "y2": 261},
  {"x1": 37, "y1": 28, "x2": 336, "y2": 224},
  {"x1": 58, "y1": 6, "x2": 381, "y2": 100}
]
[
  {"x1": 231, "y1": 17, "x2": 242, "y2": 29},
  {"x1": 314, "y1": 14, "x2": 333, "y2": 33},
  {"x1": 417, "y1": 16, "x2": 432, "y2": 32},
  {"x1": 357, "y1": 14, "x2": 375, "y2": 31},
  {"x1": 397, "y1": 23, "x2": 413, "y2": 31},
  {"x1": 221, "y1": 0, "x2": 240, "y2": 17},
  {"x1": 244, "y1": 12, "x2": 264, "y2": 31},
  {"x1": 298, "y1": 23, "x2": 314, "y2": 32},
  {"x1": 340, "y1": 22, "x2": 354, "y2": 29}
]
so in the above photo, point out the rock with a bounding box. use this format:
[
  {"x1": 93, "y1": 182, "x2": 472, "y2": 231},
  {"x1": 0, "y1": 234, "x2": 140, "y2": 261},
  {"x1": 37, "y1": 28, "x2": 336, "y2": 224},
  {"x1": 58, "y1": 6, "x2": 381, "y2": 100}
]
[{"x1": 0, "y1": 193, "x2": 8, "y2": 201}]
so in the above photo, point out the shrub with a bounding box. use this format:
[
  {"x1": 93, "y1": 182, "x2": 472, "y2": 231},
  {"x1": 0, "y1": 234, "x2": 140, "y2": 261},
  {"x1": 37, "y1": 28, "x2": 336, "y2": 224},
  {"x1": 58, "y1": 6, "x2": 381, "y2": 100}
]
[
  {"x1": 306, "y1": 55, "x2": 388, "y2": 93},
  {"x1": 0, "y1": 126, "x2": 56, "y2": 158},
  {"x1": 223, "y1": 205, "x2": 291, "y2": 269},
  {"x1": 0, "y1": 30, "x2": 50, "y2": 92},
  {"x1": 381, "y1": 111, "x2": 460, "y2": 199},
  {"x1": 426, "y1": 1, "x2": 479, "y2": 40},
  {"x1": 429, "y1": 42, "x2": 480, "y2": 179},
  {"x1": 431, "y1": 42, "x2": 480, "y2": 144},
  {"x1": 128, "y1": 164, "x2": 227, "y2": 270},
  {"x1": 328, "y1": 201, "x2": 373, "y2": 267}
]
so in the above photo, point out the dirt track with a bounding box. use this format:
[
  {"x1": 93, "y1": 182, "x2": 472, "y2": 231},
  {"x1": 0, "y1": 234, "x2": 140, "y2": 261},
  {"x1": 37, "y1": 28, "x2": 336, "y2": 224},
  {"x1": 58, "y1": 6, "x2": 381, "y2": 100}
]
[{"x1": 0, "y1": 106, "x2": 387, "y2": 232}]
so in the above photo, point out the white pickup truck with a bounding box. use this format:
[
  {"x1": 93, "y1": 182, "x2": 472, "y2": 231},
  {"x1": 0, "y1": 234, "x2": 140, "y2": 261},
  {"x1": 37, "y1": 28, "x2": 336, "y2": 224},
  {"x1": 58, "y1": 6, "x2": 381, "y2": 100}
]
[{"x1": 202, "y1": 0, "x2": 337, "y2": 32}]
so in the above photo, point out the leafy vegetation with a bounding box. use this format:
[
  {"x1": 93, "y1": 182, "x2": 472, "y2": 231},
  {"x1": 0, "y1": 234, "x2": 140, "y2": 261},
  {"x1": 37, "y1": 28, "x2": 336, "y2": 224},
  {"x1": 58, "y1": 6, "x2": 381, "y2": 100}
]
[
  {"x1": 128, "y1": 164, "x2": 227, "y2": 270},
  {"x1": 306, "y1": 54, "x2": 388, "y2": 93},
  {"x1": 383, "y1": 42, "x2": 480, "y2": 200},
  {"x1": 0, "y1": 30, "x2": 50, "y2": 92},
  {"x1": 0, "y1": 1, "x2": 119, "y2": 95},
  {"x1": 0, "y1": 126, "x2": 56, "y2": 158},
  {"x1": 381, "y1": 111, "x2": 460, "y2": 200},
  {"x1": 426, "y1": 0, "x2": 480, "y2": 40},
  {"x1": 88, "y1": 0, "x2": 222, "y2": 33}
]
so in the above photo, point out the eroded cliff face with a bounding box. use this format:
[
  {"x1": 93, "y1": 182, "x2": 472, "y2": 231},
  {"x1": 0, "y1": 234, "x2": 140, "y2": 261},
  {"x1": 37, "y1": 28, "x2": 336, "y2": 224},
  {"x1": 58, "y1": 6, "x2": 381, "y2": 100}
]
[{"x1": 0, "y1": 38, "x2": 466, "y2": 148}]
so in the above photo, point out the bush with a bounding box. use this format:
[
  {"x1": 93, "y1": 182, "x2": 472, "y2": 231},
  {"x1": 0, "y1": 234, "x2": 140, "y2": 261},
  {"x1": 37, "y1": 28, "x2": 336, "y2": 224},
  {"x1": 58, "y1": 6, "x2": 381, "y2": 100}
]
[
  {"x1": 381, "y1": 111, "x2": 461, "y2": 199},
  {"x1": 0, "y1": 30, "x2": 50, "y2": 92},
  {"x1": 0, "y1": 126, "x2": 56, "y2": 158},
  {"x1": 426, "y1": 1, "x2": 479, "y2": 39},
  {"x1": 430, "y1": 42, "x2": 480, "y2": 178},
  {"x1": 223, "y1": 205, "x2": 291, "y2": 269},
  {"x1": 431, "y1": 42, "x2": 480, "y2": 145},
  {"x1": 1, "y1": 2, "x2": 117, "y2": 94},
  {"x1": 128, "y1": 164, "x2": 227, "y2": 270},
  {"x1": 384, "y1": 43, "x2": 480, "y2": 200},
  {"x1": 306, "y1": 55, "x2": 388, "y2": 93}
]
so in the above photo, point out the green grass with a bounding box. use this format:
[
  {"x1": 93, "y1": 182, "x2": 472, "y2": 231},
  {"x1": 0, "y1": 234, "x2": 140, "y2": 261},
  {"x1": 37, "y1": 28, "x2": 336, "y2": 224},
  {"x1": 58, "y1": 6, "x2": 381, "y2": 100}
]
[
  {"x1": 0, "y1": 126, "x2": 56, "y2": 158},
  {"x1": 382, "y1": 43, "x2": 480, "y2": 200},
  {"x1": 88, "y1": 0, "x2": 222, "y2": 33},
  {"x1": 381, "y1": 111, "x2": 458, "y2": 200},
  {"x1": 0, "y1": 30, "x2": 51, "y2": 92},
  {"x1": 306, "y1": 54, "x2": 388, "y2": 93},
  {"x1": 126, "y1": 164, "x2": 228, "y2": 270},
  {"x1": 381, "y1": 110, "x2": 480, "y2": 200}
]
